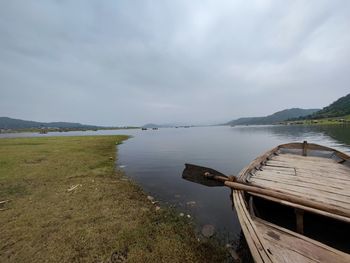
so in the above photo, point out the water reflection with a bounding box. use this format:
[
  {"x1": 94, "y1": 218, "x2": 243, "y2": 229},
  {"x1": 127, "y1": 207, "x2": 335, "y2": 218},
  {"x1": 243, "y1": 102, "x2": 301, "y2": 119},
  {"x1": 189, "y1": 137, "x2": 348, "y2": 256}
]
[{"x1": 233, "y1": 125, "x2": 350, "y2": 152}]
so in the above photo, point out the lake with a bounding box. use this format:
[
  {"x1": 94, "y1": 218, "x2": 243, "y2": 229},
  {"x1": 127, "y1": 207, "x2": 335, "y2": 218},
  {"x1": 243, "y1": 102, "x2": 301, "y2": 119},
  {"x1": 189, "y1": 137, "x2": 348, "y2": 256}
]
[{"x1": 1, "y1": 125, "x2": 350, "y2": 244}]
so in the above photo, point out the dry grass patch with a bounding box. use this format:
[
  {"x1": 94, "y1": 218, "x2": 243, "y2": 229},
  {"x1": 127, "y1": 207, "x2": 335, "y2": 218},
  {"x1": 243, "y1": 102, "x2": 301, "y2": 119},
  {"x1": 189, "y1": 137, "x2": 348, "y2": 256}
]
[{"x1": 0, "y1": 136, "x2": 227, "y2": 263}]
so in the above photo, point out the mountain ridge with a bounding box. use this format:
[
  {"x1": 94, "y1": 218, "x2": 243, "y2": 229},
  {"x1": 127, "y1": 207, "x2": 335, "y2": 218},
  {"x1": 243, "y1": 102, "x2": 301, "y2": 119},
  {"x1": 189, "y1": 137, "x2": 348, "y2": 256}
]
[
  {"x1": 306, "y1": 93, "x2": 350, "y2": 119},
  {"x1": 226, "y1": 108, "x2": 320, "y2": 126},
  {"x1": 0, "y1": 117, "x2": 100, "y2": 129}
]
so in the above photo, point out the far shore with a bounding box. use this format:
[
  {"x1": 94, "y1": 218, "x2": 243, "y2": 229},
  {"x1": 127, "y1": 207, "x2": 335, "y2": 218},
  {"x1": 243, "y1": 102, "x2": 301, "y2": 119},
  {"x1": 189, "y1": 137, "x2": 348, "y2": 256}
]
[
  {"x1": 0, "y1": 126, "x2": 140, "y2": 134},
  {"x1": 280, "y1": 115, "x2": 350, "y2": 126}
]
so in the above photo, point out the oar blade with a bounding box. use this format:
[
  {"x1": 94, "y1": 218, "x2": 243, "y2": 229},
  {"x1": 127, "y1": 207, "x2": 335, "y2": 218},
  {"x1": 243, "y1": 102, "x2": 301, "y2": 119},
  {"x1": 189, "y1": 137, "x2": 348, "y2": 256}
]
[{"x1": 182, "y1": 163, "x2": 227, "y2": 187}]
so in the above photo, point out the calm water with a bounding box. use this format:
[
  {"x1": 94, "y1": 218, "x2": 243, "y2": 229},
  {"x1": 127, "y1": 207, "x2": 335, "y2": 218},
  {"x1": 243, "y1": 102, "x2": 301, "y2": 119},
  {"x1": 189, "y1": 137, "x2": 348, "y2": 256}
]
[
  {"x1": 1, "y1": 125, "x2": 350, "y2": 243},
  {"x1": 116, "y1": 125, "x2": 350, "y2": 242}
]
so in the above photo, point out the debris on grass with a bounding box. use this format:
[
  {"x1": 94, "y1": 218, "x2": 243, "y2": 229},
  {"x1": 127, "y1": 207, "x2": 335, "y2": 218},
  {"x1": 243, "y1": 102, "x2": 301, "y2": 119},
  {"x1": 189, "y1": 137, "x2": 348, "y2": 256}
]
[
  {"x1": 0, "y1": 200, "x2": 10, "y2": 211},
  {"x1": 67, "y1": 184, "x2": 82, "y2": 192},
  {"x1": 0, "y1": 200, "x2": 10, "y2": 205}
]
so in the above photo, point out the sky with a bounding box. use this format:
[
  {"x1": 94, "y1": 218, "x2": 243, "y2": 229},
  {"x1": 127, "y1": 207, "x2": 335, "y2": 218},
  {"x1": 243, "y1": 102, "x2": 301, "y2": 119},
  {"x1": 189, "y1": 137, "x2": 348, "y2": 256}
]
[{"x1": 0, "y1": 0, "x2": 350, "y2": 126}]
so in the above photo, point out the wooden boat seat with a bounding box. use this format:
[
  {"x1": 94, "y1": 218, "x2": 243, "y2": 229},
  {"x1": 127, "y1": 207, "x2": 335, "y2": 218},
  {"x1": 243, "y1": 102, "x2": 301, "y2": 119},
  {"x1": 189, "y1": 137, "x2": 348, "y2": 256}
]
[{"x1": 253, "y1": 218, "x2": 350, "y2": 263}]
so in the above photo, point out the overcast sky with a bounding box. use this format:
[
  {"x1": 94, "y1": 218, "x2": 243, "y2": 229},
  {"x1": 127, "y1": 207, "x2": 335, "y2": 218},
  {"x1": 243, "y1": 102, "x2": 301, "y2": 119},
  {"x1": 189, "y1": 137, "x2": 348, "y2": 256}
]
[{"x1": 1, "y1": 0, "x2": 349, "y2": 126}]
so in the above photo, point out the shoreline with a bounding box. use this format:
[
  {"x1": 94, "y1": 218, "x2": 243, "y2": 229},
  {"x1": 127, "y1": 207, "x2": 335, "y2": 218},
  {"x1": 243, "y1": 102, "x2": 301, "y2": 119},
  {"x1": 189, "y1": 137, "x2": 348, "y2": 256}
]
[{"x1": 0, "y1": 135, "x2": 228, "y2": 262}]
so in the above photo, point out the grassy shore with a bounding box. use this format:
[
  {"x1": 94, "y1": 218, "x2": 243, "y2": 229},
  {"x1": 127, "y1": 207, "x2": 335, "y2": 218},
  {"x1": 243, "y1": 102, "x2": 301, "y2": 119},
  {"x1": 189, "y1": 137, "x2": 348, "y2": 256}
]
[
  {"x1": 284, "y1": 114, "x2": 350, "y2": 125},
  {"x1": 0, "y1": 136, "x2": 227, "y2": 263}
]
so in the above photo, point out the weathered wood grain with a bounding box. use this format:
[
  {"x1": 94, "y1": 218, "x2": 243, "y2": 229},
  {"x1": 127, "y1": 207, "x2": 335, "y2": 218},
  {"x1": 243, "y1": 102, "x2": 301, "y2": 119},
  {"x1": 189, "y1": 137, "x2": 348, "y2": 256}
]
[{"x1": 254, "y1": 218, "x2": 350, "y2": 263}]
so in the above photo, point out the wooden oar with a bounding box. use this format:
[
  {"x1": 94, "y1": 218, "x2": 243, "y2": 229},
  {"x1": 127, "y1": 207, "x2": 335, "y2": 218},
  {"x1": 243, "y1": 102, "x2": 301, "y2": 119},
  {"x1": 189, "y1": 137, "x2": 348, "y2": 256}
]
[{"x1": 182, "y1": 163, "x2": 350, "y2": 219}]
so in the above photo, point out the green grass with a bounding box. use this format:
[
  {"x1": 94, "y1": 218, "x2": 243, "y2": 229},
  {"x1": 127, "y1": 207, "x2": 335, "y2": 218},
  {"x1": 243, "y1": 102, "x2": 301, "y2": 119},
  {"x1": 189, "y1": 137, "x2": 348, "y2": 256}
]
[
  {"x1": 285, "y1": 115, "x2": 350, "y2": 125},
  {"x1": 0, "y1": 136, "x2": 227, "y2": 263}
]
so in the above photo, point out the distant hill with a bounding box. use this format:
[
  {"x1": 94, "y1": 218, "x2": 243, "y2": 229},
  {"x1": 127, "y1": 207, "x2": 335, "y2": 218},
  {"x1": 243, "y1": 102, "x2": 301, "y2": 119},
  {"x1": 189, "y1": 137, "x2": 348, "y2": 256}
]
[
  {"x1": 0, "y1": 117, "x2": 100, "y2": 130},
  {"x1": 142, "y1": 123, "x2": 186, "y2": 128},
  {"x1": 226, "y1": 108, "x2": 320, "y2": 126},
  {"x1": 306, "y1": 93, "x2": 350, "y2": 119}
]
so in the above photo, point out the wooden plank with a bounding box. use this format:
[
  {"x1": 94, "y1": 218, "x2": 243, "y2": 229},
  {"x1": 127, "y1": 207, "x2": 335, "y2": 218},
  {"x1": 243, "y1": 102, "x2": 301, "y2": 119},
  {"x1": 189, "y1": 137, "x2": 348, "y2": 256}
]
[
  {"x1": 258, "y1": 167, "x2": 350, "y2": 187},
  {"x1": 262, "y1": 165, "x2": 350, "y2": 184},
  {"x1": 250, "y1": 176, "x2": 350, "y2": 205},
  {"x1": 227, "y1": 179, "x2": 350, "y2": 218},
  {"x1": 253, "y1": 171, "x2": 350, "y2": 196},
  {"x1": 237, "y1": 146, "x2": 280, "y2": 181},
  {"x1": 233, "y1": 191, "x2": 274, "y2": 262},
  {"x1": 254, "y1": 218, "x2": 350, "y2": 263},
  {"x1": 271, "y1": 158, "x2": 350, "y2": 173},
  {"x1": 255, "y1": 170, "x2": 350, "y2": 192},
  {"x1": 266, "y1": 160, "x2": 350, "y2": 179},
  {"x1": 287, "y1": 156, "x2": 340, "y2": 165},
  {"x1": 276, "y1": 154, "x2": 337, "y2": 164},
  {"x1": 272, "y1": 155, "x2": 350, "y2": 174},
  {"x1": 257, "y1": 167, "x2": 349, "y2": 187},
  {"x1": 266, "y1": 162, "x2": 350, "y2": 180},
  {"x1": 273, "y1": 153, "x2": 336, "y2": 164},
  {"x1": 261, "y1": 240, "x2": 316, "y2": 263},
  {"x1": 253, "y1": 173, "x2": 350, "y2": 197},
  {"x1": 233, "y1": 192, "x2": 262, "y2": 262},
  {"x1": 249, "y1": 178, "x2": 350, "y2": 209},
  {"x1": 279, "y1": 143, "x2": 350, "y2": 161},
  {"x1": 249, "y1": 178, "x2": 350, "y2": 208}
]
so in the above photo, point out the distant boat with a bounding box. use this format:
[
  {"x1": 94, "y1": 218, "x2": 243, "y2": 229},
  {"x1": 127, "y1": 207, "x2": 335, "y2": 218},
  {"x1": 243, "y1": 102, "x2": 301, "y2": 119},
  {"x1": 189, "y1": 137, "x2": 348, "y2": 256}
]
[
  {"x1": 141, "y1": 128, "x2": 147, "y2": 130},
  {"x1": 183, "y1": 141, "x2": 350, "y2": 262},
  {"x1": 152, "y1": 127, "x2": 158, "y2": 130}
]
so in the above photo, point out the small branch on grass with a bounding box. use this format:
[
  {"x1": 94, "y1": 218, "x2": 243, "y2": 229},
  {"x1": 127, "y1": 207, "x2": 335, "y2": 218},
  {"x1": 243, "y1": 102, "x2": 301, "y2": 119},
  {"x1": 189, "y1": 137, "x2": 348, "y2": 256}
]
[
  {"x1": 0, "y1": 200, "x2": 10, "y2": 211},
  {"x1": 0, "y1": 200, "x2": 10, "y2": 205},
  {"x1": 67, "y1": 184, "x2": 82, "y2": 192}
]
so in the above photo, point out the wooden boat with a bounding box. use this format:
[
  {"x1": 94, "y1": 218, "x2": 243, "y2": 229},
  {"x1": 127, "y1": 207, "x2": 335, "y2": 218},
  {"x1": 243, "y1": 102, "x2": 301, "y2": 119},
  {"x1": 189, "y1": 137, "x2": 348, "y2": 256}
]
[
  {"x1": 233, "y1": 141, "x2": 350, "y2": 262},
  {"x1": 183, "y1": 141, "x2": 350, "y2": 263}
]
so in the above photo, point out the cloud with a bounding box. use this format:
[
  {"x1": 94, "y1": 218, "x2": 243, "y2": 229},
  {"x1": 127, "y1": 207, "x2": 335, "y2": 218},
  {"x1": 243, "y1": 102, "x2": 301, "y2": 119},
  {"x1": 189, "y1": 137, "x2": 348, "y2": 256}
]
[{"x1": 0, "y1": 0, "x2": 349, "y2": 125}]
